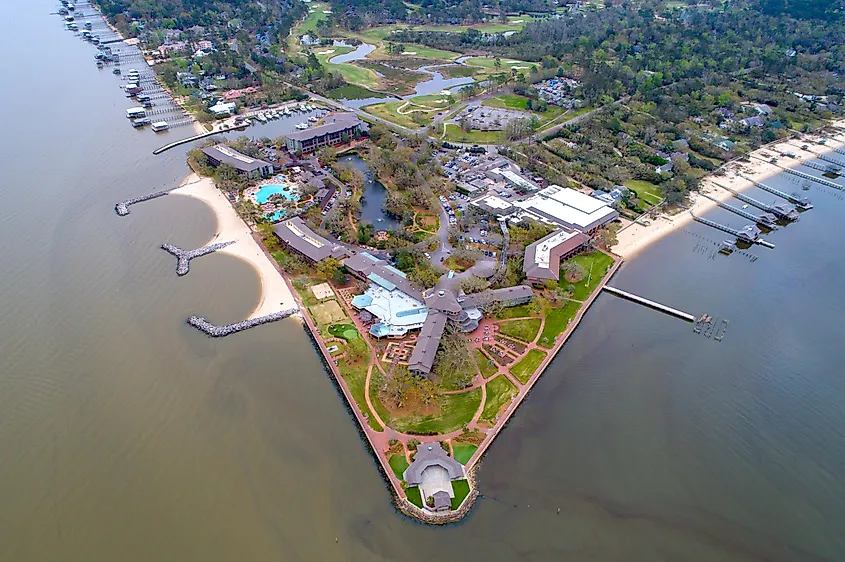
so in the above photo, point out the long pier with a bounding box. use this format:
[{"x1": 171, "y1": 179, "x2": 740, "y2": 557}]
[
  {"x1": 711, "y1": 181, "x2": 798, "y2": 221},
  {"x1": 737, "y1": 174, "x2": 813, "y2": 209},
  {"x1": 789, "y1": 142, "x2": 845, "y2": 168},
  {"x1": 152, "y1": 123, "x2": 249, "y2": 155},
  {"x1": 161, "y1": 241, "x2": 235, "y2": 276},
  {"x1": 187, "y1": 309, "x2": 298, "y2": 337},
  {"x1": 699, "y1": 192, "x2": 777, "y2": 228},
  {"x1": 602, "y1": 286, "x2": 696, "y2": 322},
  {"x1": 115, "y1": 189, "x2": 173, "y2": 215},
  {"x1": 690, "y1": 212, "x2": 776, "y2": 249},
  {"x1": 751, "y1": 155, "x2": 843, "y2": 191}
]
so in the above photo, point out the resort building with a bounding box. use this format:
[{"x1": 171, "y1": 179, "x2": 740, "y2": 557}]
[
  {"x1": 284, "y1": 113, "x2": 362, "y2": 154},
  {"x1": 273, "y1": 217, "x2": 349, "y2": 264},
  {"x1": 403, "y1": 442, "x2": 465, "y2": 513},
  {"x1": 209, "y1": 101, "x2": 236, "y2": 116},
  {"x1": 202, "y1": 145, "x2": 273, "y2": 179},
  {"x1": 523, "y1": 229, "x2": 590, "y2": 283},
  {"x1": 514, "y1": 185, "x2": 619, "y2": 234}
]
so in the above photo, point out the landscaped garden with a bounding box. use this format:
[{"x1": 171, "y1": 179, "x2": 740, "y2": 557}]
[
  {"x1": 509, "y1": 349, "x2": 547, "y2": 384},
  {"x1": 560, "y1": 251, "x2": 615, "y2": 301},
  {"x1": 450, "y1": 479, "x2": 471, "y2": 510},
  {"x1": 538, "y1": 301, "x2": 582, "y2": 348},
  {"x1": 451, "y1": 443, "x2": 477, "y2": 465},
  {"x1": 474, "y1": 348, "x2": 498, "y2": 378},
  {"x1": 373, "y1": 386, "x2": 483, "y2": 435},
  {"x1": 337, "y1": 359, "x2": 382, "y2": 431},
  {"x1": 388, "y1": 453, "x2": 409, "y2": 480}
]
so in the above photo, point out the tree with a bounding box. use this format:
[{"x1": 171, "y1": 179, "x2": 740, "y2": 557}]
[
  {"x1": 561, "y1": 262, "x2": 587, "y2": 283},
  {"x1": 459, "y1": 275, "x2": 487, "y2": 294},
  {"x1": 316, "y1": 257, "x2": 343, "y2": 280},
  {"x1": 433, "y1": 328, "x2": 475, "y2": 390}
]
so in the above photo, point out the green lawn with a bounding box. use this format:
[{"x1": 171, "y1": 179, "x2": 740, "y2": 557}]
[
  {"x1": 337, "y1": 359, "x2": 382, "y2": 431},
  {"x1": 358, "y1": 61, "x2": 428, "y2": 95},
  {"x1": 560, "y1": 251, "x2": 615, "y2": 301},
  {"x1": 406, "y1": 486, "x2": 423, "y2": 508},
  {"x1": 481, "y1": 375, "x2": 517, "y2": 423},
  {"x1": 328, "y1": 324, "x2": 359, "y2": 341},
  {"x1": 326, "y1": 84, "x2": 388, "y2": 100},
  {"x1": 297, "y1": 2, "x2": 331, "y2": 34},
  {"x1": 443, "y1": 123, "x2": 503, "y2": 144},
  {"x1": 624, "y1": 179, "x2": 664, "y2": 206},
  {"x1": 483, "y1": 93, "x2": 530, "y2": 110},
  {"x1": 451, "y1": 479, "x2": 471, "y2": 510},
  {"x1": 389, "y1": 453, "x2": 409, "y2": 480},
  {"x1": 497, "y1": 318, "x2": 542, "y2": 343},
  {"x1": 314, "y1": 46, "x2": 381, "y2": 89},
  {"x1": 451, "y1": 443, "x2": 477, "y2": 465},
  {"x1": 509, "y1": 349, "x2": 547, "y2": 384},
  {"x1": 366, "y1": 94, "x2": 457, "y2": 129},
  {"x1": 495, "y1": 303, "x2": 535, "y2": 319},
  {"x1": 538, "y1": 301, "x2": 581, "y2": 348},
  {"x1": 431, "y1": 64, "x2": 477, "y2": 78},
  {"x1": 463, "y1": 57, "x2": 538, "y2": 72},
  {"x1": 474, "y1": 348, "x2": 498, "y2": 378},
  {"x1": 385, "y1": 387, "x2": 482, "y2": 435}
]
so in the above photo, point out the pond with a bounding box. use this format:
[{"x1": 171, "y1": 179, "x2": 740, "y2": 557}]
[{"x1": 339, "y1": 154, "x2": 402, "y2": 231}]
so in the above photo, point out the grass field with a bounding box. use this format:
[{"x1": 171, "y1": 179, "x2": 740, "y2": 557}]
[
  {"x1": 474, "y1": 348, "x2": 498, "y2": 378},
  {"x1": 313, "y1": 45, "x2": 381, "y2": 89},
  {"x1": 560, "y1": 251, "x2": 615, "y2": 301},
  {"x1": 494, "y1": 303, "x2": 535, "y2": 320},
  {"x1": 443, "y1": 123, "x2": 503, "y2": 144},
  {"x1": 451, "y1": 479, "x2": 471, "y2": 510},
  {"x1": 366, "y1": 94, "x2": 457, "y2": 129},
  {"x1": 310, "y1": 300, "x2": 347, "y2": 325},
  {"x1": 358, "y1": 60, "x2": 427, "y2": 95},
  {"x1": 624, "y1": 179, "x2": 664, "y2": 206},
  {"x1": 451, "y1": 443, "x2": 477, "y2": 465},
  {"x1": 497, "y1": 318, "x2": 542, "y2": 343},
  {"x1": 406, "y1": 486, "x2": 423, "y2": 508},
  {"x1": 326, "y1": 84, "x2": 388, "y2": 100},
  {"x1": 431, "y1": 64, "x2": 477, "y2": 79},
  {"x1": 463, "y1": 57, "x2": 538, "y2": 72},
  {"x1": 481, "y1": 375, "x2": 517, "y2": 423},
  {"x1": 385, "y1": 387, "x2": 482, "y2": 435},
  {"x1": 509, "y1": 348, "x2": 547, "y2": 384},
  {"x1": 337, "y1": 359, "x2": 382, "y2": 431},
  {"x1": 389, "y1": 453, "x2": 409, "y2": 480},
  {"x1": 298, "y1": 2, "x2": 331, "y2": 34},
  {"x1": 538, "y1": 301, "x2": 581, "y2": 348}
]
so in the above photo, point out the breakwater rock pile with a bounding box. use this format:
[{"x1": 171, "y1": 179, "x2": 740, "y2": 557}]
[
  {"x1": 161, "y1": 241, "x2": 236, "y2": 276},
  {"x1": 115, "y1": 189, "x2": 174, "y2": 216},
  {"x1": 187, "y1": 309, "x2": 298, "y2": 337}
]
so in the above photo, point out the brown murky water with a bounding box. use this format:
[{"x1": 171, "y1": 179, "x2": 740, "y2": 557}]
[{"x1": 0, "y1": 2, "x2": 843, "y2": 561}]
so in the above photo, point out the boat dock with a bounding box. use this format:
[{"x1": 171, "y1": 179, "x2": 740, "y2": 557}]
[
  {"x1": 602, "y1": 286, "x2": 696, "y2": 322},
  {"x1": 789, "y1": 142, "x2": 845, "y2": 168},
  {"x1": 699, "y1": 192, "x2": 778, "y2": 228},
  {"x1": 690, "y1": 211, "x2": 776, "y2": 248},
  {"x1": 737, "y1": 174, "x2": 813, "y2": 209},
  {"x1": 752, "y1": 155, "x2": 843, "y2": 191},
  {"x1": 711, "y1": 181, "x2": 799, "y2": 221}
]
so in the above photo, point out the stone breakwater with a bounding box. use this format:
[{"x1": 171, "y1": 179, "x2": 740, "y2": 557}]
[
  {"x1": 115, "y1": 189, "x2": 174, "y2": 216},
  {"x1": 161, "y1": 241, "x2": 236, "y2": 276},
  {"x1": 187, "y1": 309, "x2": 298, "y2": 337}
]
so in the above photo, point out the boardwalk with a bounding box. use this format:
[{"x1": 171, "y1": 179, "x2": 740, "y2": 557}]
[{"x1": 602, "y1": 285, "x2": 696, "y2": 322}]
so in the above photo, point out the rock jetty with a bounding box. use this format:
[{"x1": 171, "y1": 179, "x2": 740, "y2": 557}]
[
  {"x1": 115, "y1": 189, "x2": 174, "y2": 216},
  {"x1": 187, "y1": 309, "x2": 298, "y2": 337},
  {"x1": 161, "y1": 241, "x2": 236, "y2": 276}
]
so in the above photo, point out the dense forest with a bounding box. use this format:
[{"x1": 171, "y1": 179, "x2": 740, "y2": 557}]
[
  {"x1": 759, "y1": 0, "x2": 843, "y2": 21},
  {"x1": 330, "y1": 0, "x2": 556, "y2": 27}
]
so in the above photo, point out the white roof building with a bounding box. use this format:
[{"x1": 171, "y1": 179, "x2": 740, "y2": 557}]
[
  {"x1": 514, "y1": 185, "x2": 618, "y2": 233},
  {"x1": 209, "y1": 101, "x2": 236, "y2": 116}
]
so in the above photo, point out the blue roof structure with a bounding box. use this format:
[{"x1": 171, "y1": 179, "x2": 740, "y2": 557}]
[
  {"x1": 396, "y1": 307, "x2": 427, "y2": 318},
  {"x1": 351, "y1": 294, "x2": 373, "y2": 308},
  {"x1": 367, "y1": 272, "x2": 396, "y2": 291},
  {"x1": 370, "y1": 323, "x2": 391, "y2": 337}
]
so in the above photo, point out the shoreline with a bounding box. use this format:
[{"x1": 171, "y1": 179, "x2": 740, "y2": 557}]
[
  {"x1": 171, "y1": 173, "x2": 298, "y2": 318},
  {"x1": 613, "y1": 123, "x2": 845, "y2": 258}
]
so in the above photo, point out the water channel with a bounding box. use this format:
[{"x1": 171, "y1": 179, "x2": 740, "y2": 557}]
[{"x1": 339, "y1": 153, "x2": 402, "y2": 230}]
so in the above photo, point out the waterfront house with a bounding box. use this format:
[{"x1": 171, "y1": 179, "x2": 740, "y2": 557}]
[
  {"x1": 201, "y1": 145, "x2": 273, "y2": 179},
  {"x1": 209, "y1": 101, "x2": 236, "y2": 117},
  {"x1": 403, "y1": 442, "x2": 465, "y2": 512},
  {"x1": 283, "y1": 113, "x2": 362, "y2": 154}
]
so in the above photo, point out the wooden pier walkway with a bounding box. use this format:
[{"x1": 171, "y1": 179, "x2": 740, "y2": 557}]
[
  {"x1": 753, "y1": 155, "x2": 843, "y2": 191},
  {"x1": 737, "y1": 174, "x2": 813, "y2": 209},
  {"x1": 699, "y1": 192, "x2": 776, "y2": 227},
  {"x1": 602, "y1": 286, "x2": 696, "y2": 322},
  {"x1": 152, "y1": 123, "x2": 249, "y2": 155},
  {"x1": 690, "y1": 212, "x2": 776, "y2": 249}
]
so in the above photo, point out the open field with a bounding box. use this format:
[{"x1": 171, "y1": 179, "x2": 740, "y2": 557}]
[
  {"x1": 509, "y1": 348, "x2": 547, "y2": 384},
  {"x1": 494, "y1": 303, "x2": 535, "y2": 319},
  {"x1": 326, "y1": 84, "x2": 388, "y2": 100},
  {"x1": 313, "y1": 45, "x2": 381, "y2": 89},
  {"x1": 443, "y1": 123, "x2": 503, "y2": 144},
  {"x1": 561, "y1": 251, "x2": 615, "y2": 301},
  {"x1": 366, "y1": 94, "x2": 458, "y2": 128},
  {"x1": 624, "y1": 179, "x2": 664, "y2": 206},
  {"x1": 482, "y1": 94, "x2": 566, "y2": 126},
  {"x1": 357, "y1": 60, "x2": 427, "y2": 95},
  {"x1": 463, "y1": 57, "x2": 538, "y2": 72},
  {"x1": 538, "y1": 301, "x2": 581, "y2": 348},
  {"x1": 497, "y1": 318, "x2": 542, "y2": 342},
  {"x1": 389, "y1": 453, "x2": 409, "y2": 480},
  {"x1": 310, "y1": 300, "x2": 347, "y2": 324},
  {"x1": 378, "y1": 387, "x2": 483, "y2": 435},
  {"x1": 474, "y1": 348, "x2": 498, "y2": 378},
  {"x1": 337, "y1": 360, "x2": 382, "y2": 431},
  {"x1": 451, "y1": 443, "x2": 477, "y2": 465},
  {"x1": 480, "y1": 375, "x2": 517, "y2": 423}
]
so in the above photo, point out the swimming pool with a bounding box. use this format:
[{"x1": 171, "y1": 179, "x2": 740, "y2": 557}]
[{"x1": 255, "y1": 183, "x2": 297, "y2": 204}]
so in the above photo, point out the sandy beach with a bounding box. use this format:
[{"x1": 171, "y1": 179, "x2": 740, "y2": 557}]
[
  {"x1": 613, "y1": 122, "x2": 845, "y2": 258},
  {"x1": 172, "y1": 173, "x2": 298, "y2": 318}
]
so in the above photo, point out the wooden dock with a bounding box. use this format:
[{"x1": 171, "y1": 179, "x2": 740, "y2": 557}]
[
  {"x1": 602, "y1": 286, "x2": 696, "y2": 322},
  {"x1": 690, "y1": 212, "x2": 776, "y2": 249},
  {"x1": 737, "y1": 174, "x2": 813, "y2": 209},
  {"x1": 152, "y1": 123, "x2": 249, "y2": 155}
]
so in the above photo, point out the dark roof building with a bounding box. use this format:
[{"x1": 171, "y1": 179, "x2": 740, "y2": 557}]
[
  {"x1": 523, "y1": 229, "x2": 590, "y2": 282},
  {"x1": 407, "y1": 312, "x2": 447, "y2": 376},
  {"x1": 284, "y1": 113, "x2": 362, "y2": 154},
  {"x1": 273, "y1": 217, "x2": 349, "y2": 263},
  {"x1": 202, "y1": 145, "x2": 273, "y2": 178},
  {"x1": 461, "y1": 285, "x2": 535, "y2": 308},
  {"x1": 403, "y1": 442, "x2": 464, "y2": 485},
  {"x1": 343, "y1": 252, "x2": 423, "y2": 301}
]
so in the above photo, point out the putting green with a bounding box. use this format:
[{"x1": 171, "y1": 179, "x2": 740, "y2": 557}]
[{"x1": 343, "y1": 329, "x2": 359, "y2": 340}]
